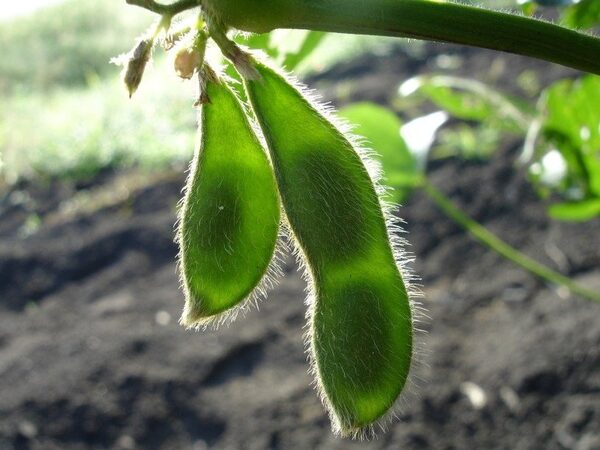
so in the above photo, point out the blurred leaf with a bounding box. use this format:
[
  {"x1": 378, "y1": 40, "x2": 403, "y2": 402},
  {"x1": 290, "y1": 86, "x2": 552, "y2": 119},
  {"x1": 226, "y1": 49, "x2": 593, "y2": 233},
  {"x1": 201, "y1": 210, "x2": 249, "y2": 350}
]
[
  {"x1": 235, "y1": 33, "x2": 278, "y2": 57},
  {"x1": 340, "y1": 102, "x2": 420, "y2": 203},
  {"x1": 283, "y1": 31, "x2": 327, "y2": 70},
  {"x1": 532, "y1": 0, "x2": 575, "y2": 6},
  {"x1": 423, "y1": 85, "x2": 491, "y2": 121},
  {"x1": 518, "y1": 0, "x2": 575, "y2": 14},
  {"x1": 562, "y1": 0, "x2": 600, "y2": 30},
  {"x1": 236, "y1": 30, "x2": 326, "y2": 69},
  {"x1": 299, "y1": 34, "x2": 414, "y2": 75},
  {"x1": 519, "y1": 2, "x2": 538, "y2": 16},
  {"x1": 542, "y1": 76, "x2": 600, "y2": 198},
  {"x1": 401, "y1": 75, "x2": 531, "y2": 134},
  {"x1": 548, "y1": 199, "x2": 600, "y2": 221},
  {"x1": 434, "y1": 123, "x2": 502, "y2": 161},
  {"x1": 228, "y1": 31, "x2": 326, "y2": 97}
]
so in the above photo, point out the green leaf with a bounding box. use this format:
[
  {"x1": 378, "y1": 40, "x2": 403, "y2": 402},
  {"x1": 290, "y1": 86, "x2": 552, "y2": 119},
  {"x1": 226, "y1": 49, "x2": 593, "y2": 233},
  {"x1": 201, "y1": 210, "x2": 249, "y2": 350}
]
[
  {"x1": 340, "y1": 102, "x2": 420, "y2": 203},
  {"x1": 562, "y1": 0, "x2": 600, "y2": 30},
  {"x1": 548, "y1": 199, "x2": 600, "y2": 222},
  {"x1": 236, "y1": 30, "x2": 326, "y2": 70},
  {"x1": 421, "y1": 85, "x2": 492, "y2": 121},
  {"x1": 229, "y1": 31, "x2": 326, "y2": 94},
  {"x1": 533, "y1": 0, "x2": 575, "y2": 6},
  {"x1": 434, "y1": 123, "x2": 502, "y2": 161},
  {"x1": 282, "y1": 31, "x2": 327, "y2": 70},
  {"x1": 542, "y1": 76, "x2": 600, "y2": 198},
  {"x1": 403, "y1": 75, "x2": 530, "y2": 134},
  {"x1": 234, "y1": 33, "x2": 277, "y2": 57}
]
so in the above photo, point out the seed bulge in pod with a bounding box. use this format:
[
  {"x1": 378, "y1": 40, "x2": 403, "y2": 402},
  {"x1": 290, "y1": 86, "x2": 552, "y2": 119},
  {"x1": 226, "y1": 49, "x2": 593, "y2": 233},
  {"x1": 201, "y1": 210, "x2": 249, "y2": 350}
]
[
  {"x1": 245, "y1": 62, "x2": 413, "y2": 436},
  {"x1": 179, "y1": 75, "x2": 280, "y2": 327}
]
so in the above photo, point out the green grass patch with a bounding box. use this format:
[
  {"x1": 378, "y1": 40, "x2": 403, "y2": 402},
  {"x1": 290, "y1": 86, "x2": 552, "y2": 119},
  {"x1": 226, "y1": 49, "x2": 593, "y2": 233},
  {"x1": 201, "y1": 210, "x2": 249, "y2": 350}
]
[{"x1": 1, "y1": 61, "x2": 197, "y2": 183}]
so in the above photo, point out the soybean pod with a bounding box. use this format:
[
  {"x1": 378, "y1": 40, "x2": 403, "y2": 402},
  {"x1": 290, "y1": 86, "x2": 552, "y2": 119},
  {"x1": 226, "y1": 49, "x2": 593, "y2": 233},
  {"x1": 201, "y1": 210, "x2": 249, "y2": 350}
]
[
  {"x1": 178, "y1": 71, "x2": 281, "y2": 328},
  {"x1": 244, "y1": 62, "x2": 414, "y2": 436}
]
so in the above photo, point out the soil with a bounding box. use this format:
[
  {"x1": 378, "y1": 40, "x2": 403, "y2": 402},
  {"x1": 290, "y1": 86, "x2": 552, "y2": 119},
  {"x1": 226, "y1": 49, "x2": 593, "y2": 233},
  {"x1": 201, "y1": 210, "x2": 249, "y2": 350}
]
[{"x1": 1, "y1": 43, "x2": 599, "y2": 450}]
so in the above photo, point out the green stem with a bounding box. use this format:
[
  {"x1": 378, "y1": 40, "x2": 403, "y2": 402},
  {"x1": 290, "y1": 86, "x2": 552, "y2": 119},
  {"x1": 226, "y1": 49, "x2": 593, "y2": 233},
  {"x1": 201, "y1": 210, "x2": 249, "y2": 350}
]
[
  {"x1": 203, "y1": 0, "x2": 600, "y2": 75},
  {"x1": 421, "y1": 179, "x2": 600, "y2": 303}
]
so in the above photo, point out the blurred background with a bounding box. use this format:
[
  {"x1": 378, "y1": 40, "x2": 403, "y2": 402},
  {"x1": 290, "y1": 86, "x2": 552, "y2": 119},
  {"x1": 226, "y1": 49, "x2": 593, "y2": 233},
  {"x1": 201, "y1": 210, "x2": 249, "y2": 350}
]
[{"x1": 1, "y1": 0, "x2": 600, "y2": 449}]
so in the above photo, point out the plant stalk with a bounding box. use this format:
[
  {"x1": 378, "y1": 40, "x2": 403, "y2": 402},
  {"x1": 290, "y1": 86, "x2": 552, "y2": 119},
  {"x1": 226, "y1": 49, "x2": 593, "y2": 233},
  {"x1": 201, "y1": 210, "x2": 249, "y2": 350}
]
[
  {"x1": 421, "y1": 179, "x2": 600, "y2": 304},
  {"x1": 202, "y1": 0, "x2": 600, "y2": 75}
]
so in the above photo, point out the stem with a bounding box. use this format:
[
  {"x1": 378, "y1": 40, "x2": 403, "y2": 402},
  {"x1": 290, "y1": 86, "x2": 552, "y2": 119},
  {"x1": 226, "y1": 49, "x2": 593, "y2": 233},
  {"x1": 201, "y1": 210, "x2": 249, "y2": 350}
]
[
  {"x1": 204, "y1": 0, "x2": 600, "y2": 75},
  {"x1": 207, "y1": 20, "x2": 260, "y2": 79},
  {"x1": 126, "y1": 0, "x2": 198, "y2": 16},
  {"x1": 421, "y1": 179, "x2": 600, "y2": 304}
]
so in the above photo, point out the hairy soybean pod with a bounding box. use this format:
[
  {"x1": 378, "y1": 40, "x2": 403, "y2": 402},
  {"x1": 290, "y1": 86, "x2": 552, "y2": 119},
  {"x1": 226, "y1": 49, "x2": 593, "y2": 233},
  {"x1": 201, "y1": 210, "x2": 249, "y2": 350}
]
[
  {"x1": 179, "y1": 76, "x2": 280, "y2": 328},
  {"x1": 245, "y1": 63, "x2": 413, "y2": 436}
]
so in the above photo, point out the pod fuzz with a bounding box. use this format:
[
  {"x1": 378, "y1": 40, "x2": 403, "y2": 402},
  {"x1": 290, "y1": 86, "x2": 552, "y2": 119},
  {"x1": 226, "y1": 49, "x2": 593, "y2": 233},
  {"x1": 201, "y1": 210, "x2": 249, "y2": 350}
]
[
  {"x1": 244, "y1": 61, "x2": 419, "y2": 437},
  {"x1": 178, "y1": 76, "x2": 281, "y2": 329}
]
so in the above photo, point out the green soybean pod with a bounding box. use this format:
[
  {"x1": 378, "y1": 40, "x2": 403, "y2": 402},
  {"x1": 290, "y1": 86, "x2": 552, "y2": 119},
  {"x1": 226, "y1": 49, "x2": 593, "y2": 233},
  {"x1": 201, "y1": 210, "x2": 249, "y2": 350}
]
[
  {"x1": 178, "y1": 74, "x2": 280, "y2": 328},
  {"x1": 244, "y1": 63, "x2": 414, "y2": 437}
]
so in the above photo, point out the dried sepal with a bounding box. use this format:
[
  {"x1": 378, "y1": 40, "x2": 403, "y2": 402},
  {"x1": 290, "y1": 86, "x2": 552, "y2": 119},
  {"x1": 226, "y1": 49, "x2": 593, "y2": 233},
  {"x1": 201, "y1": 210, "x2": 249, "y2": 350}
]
[
  {"x1": 162, "y1": 25, "x2": 192, "y2": 51},
  {"x1": 112, "y1": 38, "x2": 153, "y2": 98},
  {"x1": 194, "y1": 65, "x2": 219, "y2": 107}
]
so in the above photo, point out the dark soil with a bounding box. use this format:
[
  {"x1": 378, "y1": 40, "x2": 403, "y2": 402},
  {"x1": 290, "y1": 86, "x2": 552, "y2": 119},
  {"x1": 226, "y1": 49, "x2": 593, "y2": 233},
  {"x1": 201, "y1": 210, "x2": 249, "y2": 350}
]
[{"x1": 1, "y1": 44, "x2": 600, "y2": 450}]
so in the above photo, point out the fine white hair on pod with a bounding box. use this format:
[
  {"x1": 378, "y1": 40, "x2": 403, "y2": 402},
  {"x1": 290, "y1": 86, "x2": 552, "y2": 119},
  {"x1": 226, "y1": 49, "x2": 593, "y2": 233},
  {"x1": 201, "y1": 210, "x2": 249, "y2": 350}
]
[
  {"x1": 241, "y1": 53, "x2": 426, "y2": 439},
  {"x1": 175, "y1": 66, "x2": 285, "y2": 330}
]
